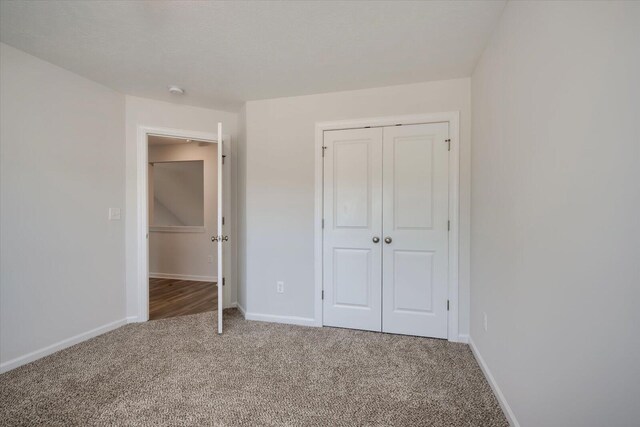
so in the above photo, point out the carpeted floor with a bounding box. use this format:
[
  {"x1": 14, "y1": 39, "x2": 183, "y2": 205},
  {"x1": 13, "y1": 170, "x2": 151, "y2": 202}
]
[{"x1": 0, "y1": 309, "x2": 507, "y2": 426}]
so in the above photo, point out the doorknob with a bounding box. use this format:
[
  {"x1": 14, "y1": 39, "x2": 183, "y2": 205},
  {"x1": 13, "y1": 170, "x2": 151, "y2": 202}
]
[
  {"x1": 212, "y1": 235, "x2": 229, "y2": 242},
  {"x1": 384, "y1": 237, "x2": 392, "y2": 244},
  {"x1": 372, "y1": 236, "x2": 380, "y2": 243}
]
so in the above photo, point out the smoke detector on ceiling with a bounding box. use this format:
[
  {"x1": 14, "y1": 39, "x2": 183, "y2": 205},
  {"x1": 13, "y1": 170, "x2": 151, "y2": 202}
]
[{"x1": 168, "y1": 85, "x2": 185, "y2": 95}]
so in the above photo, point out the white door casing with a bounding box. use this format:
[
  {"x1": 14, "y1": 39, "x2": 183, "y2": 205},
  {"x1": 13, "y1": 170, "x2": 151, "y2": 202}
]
[
  {"x1": 381, "y1": 123, "x2": 449, "y2": 338},
  {"x1": 322, "y1": 128, "x2": 383, "y2": 332}
]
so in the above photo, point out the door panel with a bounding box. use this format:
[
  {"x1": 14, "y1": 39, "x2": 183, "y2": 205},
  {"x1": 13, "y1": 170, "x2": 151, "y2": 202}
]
[
  {"x1": 334, "y1": 142, "x2": 370, "y2": 228},
  {"x1": 333, "y1": 248, "x2": 371, "y2": 307},
  {"x1": 382, "y1": 123, "x2": 449, "y2": 338},
  {"x1": 323, "y1": 128, "x2": 382, "y2": 332},
  {"x1": 392, "y1": 250, "x2": 434, "y2": 313},
  {"x1": 394, "y1": 137, "x2": 434, "y2": 230},
  {"x1": 217, "y1": 122, "x2": 223, "y2": 334}
]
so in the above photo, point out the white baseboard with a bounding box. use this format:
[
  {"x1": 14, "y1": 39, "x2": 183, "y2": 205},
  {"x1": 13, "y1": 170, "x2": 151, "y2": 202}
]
[
  {"x1": 149, "y1": 272, "x2": 217, "y2": 282},
  {"x1": 456, "y1": 333, "x2": 470, "y2": 344},
  {"x1": 244, "y1": 311, "x2": 316, "y2": 327},
  {"x1": 126, "y1": 316, "x2": 139, "y2": 323},
  {"x1": 0, "y1": 318, "x2": 127, "y2": 374},
  {"x1": 468, "y1": 337, "x2": 520, "y2": 427}
]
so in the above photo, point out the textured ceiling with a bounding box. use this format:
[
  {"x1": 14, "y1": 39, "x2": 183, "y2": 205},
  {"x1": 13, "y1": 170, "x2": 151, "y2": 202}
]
[{"x1": 0, "y1": 0, "x2": 506, "y2": 111}]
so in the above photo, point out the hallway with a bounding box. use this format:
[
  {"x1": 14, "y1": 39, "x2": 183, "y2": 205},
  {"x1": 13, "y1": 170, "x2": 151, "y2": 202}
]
[{"x1": 149, "y1": 278, "x2": 217, "y2": 320}]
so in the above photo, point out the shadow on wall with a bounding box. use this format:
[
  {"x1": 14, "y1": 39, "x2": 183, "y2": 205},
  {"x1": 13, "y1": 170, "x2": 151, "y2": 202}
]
[{"x1": 150, "y1": 160, "x2": 204, "y2": 227}]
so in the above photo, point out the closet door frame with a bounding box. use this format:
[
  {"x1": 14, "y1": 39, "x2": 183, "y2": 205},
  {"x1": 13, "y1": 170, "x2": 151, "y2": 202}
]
[{"x1": 314, "y1": 112, "x2": 462, "y2": 342}]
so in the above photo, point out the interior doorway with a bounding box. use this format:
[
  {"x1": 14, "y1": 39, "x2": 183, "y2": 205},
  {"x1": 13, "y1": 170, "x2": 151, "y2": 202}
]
[
  {"x1": 147, "y1": 135, "x2": 218, "y2": 320},
  {"x1": 137, "y1": 125, "x2": 230, "y2": 334}
]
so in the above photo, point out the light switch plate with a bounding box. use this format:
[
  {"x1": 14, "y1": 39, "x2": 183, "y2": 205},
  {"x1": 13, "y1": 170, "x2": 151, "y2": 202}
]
[{"x1": 109, "y1": 208, "x2": 121, "y2": 221}]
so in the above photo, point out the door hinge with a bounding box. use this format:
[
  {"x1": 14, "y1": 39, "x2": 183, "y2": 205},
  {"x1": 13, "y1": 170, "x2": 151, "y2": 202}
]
[
  {"x1": 322, "y1": 146, "x2": 327, "y2": 157},
  {"x1": 448, "y1": 220, "x2": 450, "y2": 231},
  {"x1": 322, "y1": 290, "x2": 324, "y2": 300},
  {"x1": 222, "y1": 277, "x2": 226, "y2": 286},
  {"x1": 222, "y1": 216, "x2": 225, "y2": 225},
  {"x1": 447, "y1": 300, "x2": 450, "y2": 311},
  {"x1": 222, "y1": 155, "x2": 226, "y2": 164},
  {"x1": 445, "y1": 139, "x2": 451, "y2": 151}
]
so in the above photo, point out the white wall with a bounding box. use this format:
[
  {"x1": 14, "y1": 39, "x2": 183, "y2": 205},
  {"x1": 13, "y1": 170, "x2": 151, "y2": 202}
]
[
  {"x1": 125, "y1": 96, "x2": 238, "y2": 318},
  {"x1": 241, "y1": 79, "x2": 471, "y2": 333},
  {"x1": 0, "y1": 43, "x2": 126, "y2": 370},
  {"x1": 148, "y1": 143, "x2": 218, "y2": 280},
  {"x1": 470, "y1": 2, "x2": 640, "y2": 426}
]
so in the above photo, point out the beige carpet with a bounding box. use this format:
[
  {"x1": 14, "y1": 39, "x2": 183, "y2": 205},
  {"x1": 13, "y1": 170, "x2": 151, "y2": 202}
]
[{"x1": 0, "y1": 309, "x2": 507, "y2": 426}]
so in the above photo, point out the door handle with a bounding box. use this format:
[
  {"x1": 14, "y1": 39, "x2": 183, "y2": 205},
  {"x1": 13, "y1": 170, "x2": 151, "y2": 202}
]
[
  {"x1": 384, "y1": 237, "x2": 392, "y2": 244},
  {"x1": 372, "y1": 236, "x2": 380, "y2": 243},
  {"x1": 211, "y1": 235, "x2": 229, "y2": 242}
]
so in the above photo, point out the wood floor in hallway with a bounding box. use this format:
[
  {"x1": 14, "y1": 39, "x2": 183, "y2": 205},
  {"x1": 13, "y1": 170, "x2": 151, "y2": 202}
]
[{"x1": 149, "y1": 278, "x2": 217, "y2": 320}]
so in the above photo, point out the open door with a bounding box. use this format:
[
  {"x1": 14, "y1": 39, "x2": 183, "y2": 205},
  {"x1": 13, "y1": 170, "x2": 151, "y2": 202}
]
[{"x1": 217, "y1": 122, "x2": 224, "y2": 334}]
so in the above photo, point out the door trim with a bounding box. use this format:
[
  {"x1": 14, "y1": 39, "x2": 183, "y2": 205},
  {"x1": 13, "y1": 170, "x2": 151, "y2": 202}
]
[
  {"x1": 314, "y1": 113, "x2": 462, "y2": 342},
  {"x1": 135, "y1": 126, "x2": 231, "y2": 322}
]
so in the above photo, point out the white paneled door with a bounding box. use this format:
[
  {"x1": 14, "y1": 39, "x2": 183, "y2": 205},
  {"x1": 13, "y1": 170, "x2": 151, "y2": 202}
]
[
  {"x1": 381, "y1": 123, "x2": 449, "y2": 338},
  {"x1": 322, "y1": 123, "x2": 449, "y2": 338},
  {"x1": 217, "y1": 122, "x2": 224, "y2": 334},
  {"x1": 323, "y1": 128, "x2": 383, "y2": 332}
]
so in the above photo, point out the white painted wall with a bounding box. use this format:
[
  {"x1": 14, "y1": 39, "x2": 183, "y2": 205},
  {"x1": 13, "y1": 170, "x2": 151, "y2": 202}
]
[
  {"x1": 0, "y1": 43, "x2": 126, "y2": 369},
  {"x1": 241, "y1": 79, "x2": 471, "y2": 333},
  {"x1": 125, "y1": 96, "x2": 238, "y2": 318},
  {"x1": 148, "y1": 143, "x2": 218, "y2": 280},
  {"x1": 470, "y1": 2, "x2": 640, "y2": 426}
]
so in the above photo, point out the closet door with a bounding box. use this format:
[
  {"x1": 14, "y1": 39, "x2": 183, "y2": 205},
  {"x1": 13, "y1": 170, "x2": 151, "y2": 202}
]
[
  {"x1": 382, "y1": 123, "x2": 449, "y2": 338},
  {"x1": 323, "y1": 128, "x2": 383, "y2": 332}
]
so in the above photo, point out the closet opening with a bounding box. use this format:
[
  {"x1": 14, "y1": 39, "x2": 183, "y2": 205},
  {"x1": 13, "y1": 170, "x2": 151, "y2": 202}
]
[{"x1": 314, "y1": 113, "x2": 462, "y2": 342}]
